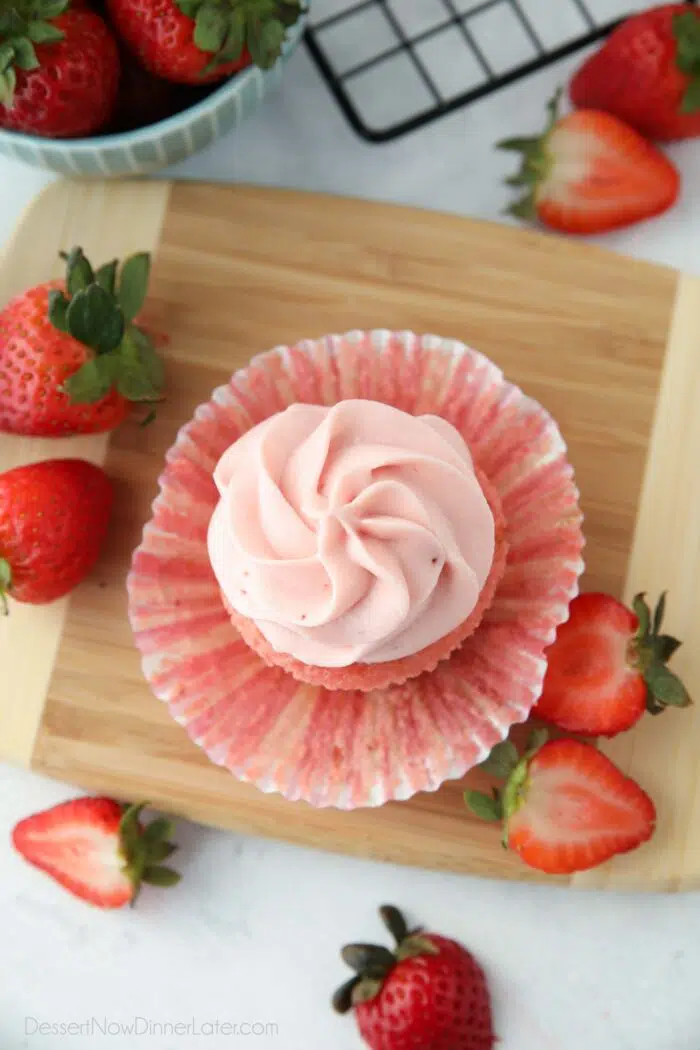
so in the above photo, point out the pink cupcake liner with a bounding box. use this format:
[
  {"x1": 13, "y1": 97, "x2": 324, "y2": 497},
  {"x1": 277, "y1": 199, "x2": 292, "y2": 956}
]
[{"x1": 128, "y1": 330, "x2": 584, "y2": 809}]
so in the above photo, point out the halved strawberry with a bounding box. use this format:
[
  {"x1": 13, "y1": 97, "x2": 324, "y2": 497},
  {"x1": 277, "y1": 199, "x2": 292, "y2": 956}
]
[
  {"x1": 535, "y1": 591, "x2": 690, "y2": 737},
  {"x1": 466, "y1": 734, "x2": 656, "y2": 875},
  {"x1": 12, "y1": 797, "x2": 180, "y2": 908},
  {"x1": 498, "y1": 90, "x2": 680, "y2": 234}
]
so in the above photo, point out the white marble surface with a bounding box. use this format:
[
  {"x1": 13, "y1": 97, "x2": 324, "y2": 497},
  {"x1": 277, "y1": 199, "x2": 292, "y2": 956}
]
[{"x1": 2, "y1": 39, "x2": 700, "y2": 1050}]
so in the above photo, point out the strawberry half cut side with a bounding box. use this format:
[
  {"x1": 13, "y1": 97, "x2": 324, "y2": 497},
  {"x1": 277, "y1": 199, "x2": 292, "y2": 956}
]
[
  {"x1": 466, "y1": 733, "x2": 657, "y2": 875},
  {"x1": 535, "y1": 591, "x2": 691, "y2": 737},
  {"x1": 12, "y1": 797, "x2": 180, "y2": 908}
]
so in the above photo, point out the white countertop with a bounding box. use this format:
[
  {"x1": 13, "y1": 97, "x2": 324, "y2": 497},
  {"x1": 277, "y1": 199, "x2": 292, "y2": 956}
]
[{"x1": 2, "y1": 42, "x2": 700, "y2": 1050}]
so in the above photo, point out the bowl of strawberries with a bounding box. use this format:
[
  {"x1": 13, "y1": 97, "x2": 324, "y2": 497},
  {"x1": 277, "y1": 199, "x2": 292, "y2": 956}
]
[{"x1": 0, "y1": 0, "x2": 306, "y2": 177}]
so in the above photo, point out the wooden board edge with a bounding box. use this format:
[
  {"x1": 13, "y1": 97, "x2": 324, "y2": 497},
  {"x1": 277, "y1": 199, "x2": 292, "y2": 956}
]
[
  {"x1": 0, "y1": 178, "x2": 172, "y2": 768},
  {"x1": 574, "y1": 272, "x2": 700, "y2": 892}
]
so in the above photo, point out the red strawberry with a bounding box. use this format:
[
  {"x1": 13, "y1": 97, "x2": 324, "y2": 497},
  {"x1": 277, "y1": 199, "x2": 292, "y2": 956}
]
[
  {"x1": 467, "y1": 733, "x2": 656, "y2": 875},
  {"x1": 107, "y1": 0, "x2": 303, "y2": 86},
  {"x1": 498, "y1": 90, "x2": 680, "y2": 235},
  {"x1": 0, "y1": 246, "x2": 164, "y2": 436},
  {"x1": 570, "y1": 5, "x2": 700, "y2": 142},
  {"x1": 0, "y1": 4, "x2": 119, "y2": 139},
  {"x1": 333, "y1": 905, "x2": 494, "y2": 1050},
  {"x1": 535, "y1": 592, "x2": 690, "y2": 737},
  {"x1": 0, "y1": 458, "x2": 113, "y2": 608},
  {"x1": 12, "y1": 797, "x2": 180, "y2": 908}
]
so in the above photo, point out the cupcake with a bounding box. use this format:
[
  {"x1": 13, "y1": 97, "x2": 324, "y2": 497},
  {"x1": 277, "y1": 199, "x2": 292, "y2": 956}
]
[
  {"x1": 207, "y1": 399, "x2": 509, "y2": 691},
  {"x1": 128, "y1": 330, "x2": 584, "y2": 809}
]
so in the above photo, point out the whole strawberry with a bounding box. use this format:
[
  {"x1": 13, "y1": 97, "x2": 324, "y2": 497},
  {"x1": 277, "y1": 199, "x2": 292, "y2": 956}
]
[
  {"x1": 0, "y1": 3, "x2": 119, "y2": 138},
  {"x1": 333, "y1": 905, "x2": 495, "y2": 1050},
  {"x1": 467, "y1": 732, "x2": 656, "y2": 875},
  {"x1": 499, "y1": 90, "x2": 680, "y2": 235},
  {"x1": 0, "y1": 458, "x2": 113, "y2": 608},
  {"x1": 13, "y1": 796, "x2": 180, "y2": 908},
  {"x1": 535, "y1": 591, "x2": 691, "y2": 737},
  {"x1": 0, "y1": 246, "x2": 164, "y2": 436},
  {"x1": 107, "y1": 0, "x2": 303, "y2": 85},
  {"x1": 570, "y1": 4, "x2": 700, "y2": 141}
]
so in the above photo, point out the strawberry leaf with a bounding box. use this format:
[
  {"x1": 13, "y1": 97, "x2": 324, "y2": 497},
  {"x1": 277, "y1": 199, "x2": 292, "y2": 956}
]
[
  {"x1": 221, "y1": 7, "x2": 245, "y2": 61},
  {"x1": 396, "y1": 934, "x2": 439, "y2": 961},
  {"x1": 118, "y1": 801, "x2": 148, "y2": 861},
  {"x1": 27, "y1": 20, "x2": 64, "y2": 44},
  {"x1": 141, "y1": 816, "x2": 174, "y2": 847},
  {"x1": 141, "y1": 865, "x2": 181, "y2": 887},
  {"x1": 632, "y1": 592, "x2": 650, "y2": 638},
  {"x1": 48, "y1": 288, "x2": 69, "y2": 332},
  {"x1": 351, "y1": 978, "x2": 382, "y2": 1006},
  {"x1": 479, "y1": 739, "x2": 519, "y2": 779},
  {"x1": 332, "y1": 977, "x2": 361, "y2": 1015},
  {"x1": 0, "y1": 42, "x2": 14, "y2": 71},
  {"x1": 0, "y1": 66, "x2": 16, "y2": 106},
  {"x1": 62, "y1": 354, "x2": 118, "y2": 403},
  {"x1": 652, "y1": 591, "x2": 667, "y2": 636},
  {"x1": 29, "y1": 0, "x2": 70, "y2": 19},
  {"x1": 464, "y1": 790, "x2": 503, "y2": 822},
  {"x1": 248, "y1": 16, "x2": 285, "y2": 68},
  {"x1": 0, "y1": 557, "x2": 11, "y2": 614},
  {"x1": 646, "y1": 664, "x2": 691, "y2": 708},
  {"x1": 148, "y1": 841, "x2": 178, "y2": 862},
  {"x1": 0, "y1": 557, "x2": 12, "y2": 590},
  {"x1": 506, "y1": 196, "x2": 536, "y2": 220},
  {"x1": 11, "y1": 37, "x2": 38, "y2": 71},
  {"x1": 66, "y1": 284, "x2": 125, "y2": 355},
  {"x1": 378, "y1": 904, "x2": 408, "y2": 944},
  {"x1": 62, "y1": 246, "x2": 95, "y2": 295},
  {"x1": 176, "y1": 0, "x2": 200, "y2": 16},
  {"x1": 95, "y1": 259, "x2": 118, "y2": 295},
  {"x1": 193, "y1": 5, "x2": 228, "y2": 53},
  {"x1": 277, "y1": 0, "x2": 302, "y2": 28},
  {"x1": 674, "y1": 12, "x2": 700, "y2": 74},
  {"x1": 681, "y1": 78, "x2": 700, "y2": 114},
  {"x1": 115, "y1": 356, "x2": 161, "y2": 402},
  {"x1": 0, "y1": 10, "x2": 24, "y2": 36},
  {"x1": 655, "y1": 634, "x2": 682, "y2": 662},
  {"x1": 341, "y1": 943, "x2": 396, "y2": 978},
  {"x1": 497, "y1": 135, "x2": 541, "y2": 154},
  {"x1": 117, "y1": 252, "x2": 151, "y2": 323}
]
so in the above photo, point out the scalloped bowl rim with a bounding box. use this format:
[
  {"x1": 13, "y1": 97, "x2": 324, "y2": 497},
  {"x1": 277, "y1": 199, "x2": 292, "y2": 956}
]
[{"x1": 0, "y1": 13, "x2": 305, "y2": 154}]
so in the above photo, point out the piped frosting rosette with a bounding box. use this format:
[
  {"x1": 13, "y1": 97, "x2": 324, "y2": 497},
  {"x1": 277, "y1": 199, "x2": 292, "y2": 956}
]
[
  {"x1": 128, "y1": 330, "x2": 584, "y2": 809},
  {"x1": 207, "y1": 399, "x2": 508, "y2": 689}
]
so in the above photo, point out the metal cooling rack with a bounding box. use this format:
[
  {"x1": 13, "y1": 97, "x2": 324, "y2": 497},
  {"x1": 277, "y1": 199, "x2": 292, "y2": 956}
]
[{"x1": 305, "y1": 0, "x2": 697, "y2": 142}]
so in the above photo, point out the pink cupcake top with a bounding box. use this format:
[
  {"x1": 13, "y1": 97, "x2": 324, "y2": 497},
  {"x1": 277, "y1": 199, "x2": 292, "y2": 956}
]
[{"x1": 207, "y1": 400, "x2": 496, "y2": 667}]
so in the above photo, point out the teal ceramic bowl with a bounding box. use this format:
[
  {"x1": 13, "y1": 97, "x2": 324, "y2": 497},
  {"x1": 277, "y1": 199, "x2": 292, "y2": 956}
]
[{"x1": 0, "y1": 15, "x2": 305, "y2": 178}]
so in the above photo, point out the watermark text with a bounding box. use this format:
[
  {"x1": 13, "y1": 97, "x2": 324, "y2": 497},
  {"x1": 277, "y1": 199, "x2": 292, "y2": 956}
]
[{"x1": 25, "y1": 1017, "x2": 278, "y2": 1038}]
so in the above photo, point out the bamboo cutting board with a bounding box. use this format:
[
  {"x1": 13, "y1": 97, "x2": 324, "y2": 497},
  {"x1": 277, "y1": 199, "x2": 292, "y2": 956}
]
[{"x1": 1, "y1": 179, "x2": 699, "y2": 892}]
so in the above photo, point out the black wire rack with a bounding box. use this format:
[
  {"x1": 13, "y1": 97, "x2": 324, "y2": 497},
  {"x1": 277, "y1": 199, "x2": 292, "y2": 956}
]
[{"x1": 305, "y1": 0, "x2": 697, "y2": 142}]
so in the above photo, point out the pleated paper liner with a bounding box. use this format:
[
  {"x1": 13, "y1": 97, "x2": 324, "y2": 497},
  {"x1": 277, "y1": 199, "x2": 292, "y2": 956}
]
[{"x1": 128, "y1": 330, "x2": 584, "y2": 809}]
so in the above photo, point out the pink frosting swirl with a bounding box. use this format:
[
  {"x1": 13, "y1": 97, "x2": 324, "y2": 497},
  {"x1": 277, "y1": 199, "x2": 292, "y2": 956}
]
[{"x1": 207, "y1": 400, "x2": 496, "y2": 667}]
